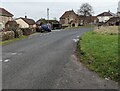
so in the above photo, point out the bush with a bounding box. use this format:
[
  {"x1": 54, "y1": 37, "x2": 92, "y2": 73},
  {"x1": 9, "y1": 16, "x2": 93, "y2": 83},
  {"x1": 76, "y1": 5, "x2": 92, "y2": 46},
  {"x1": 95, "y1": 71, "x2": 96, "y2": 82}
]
[
  {"x1": 31, "y1": 28, "x2": 36, "y2": 34},
  {"x1": 1, "y1": 31, "x2": 14, "y2": 41},
  {"x1": 14, "y1": 29, "x2": 23, "y2": 38},
  {"x1": 21, "y1": 28, "x2": 32, "y2": 36}
]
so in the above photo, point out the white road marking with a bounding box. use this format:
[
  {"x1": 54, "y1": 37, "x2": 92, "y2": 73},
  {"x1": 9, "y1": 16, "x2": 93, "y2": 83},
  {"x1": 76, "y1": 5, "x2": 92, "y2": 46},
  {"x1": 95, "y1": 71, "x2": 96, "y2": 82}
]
[
  {"x1": 4, "y1": 59, "x2": 10, "y2": 62},
  {"x1": 52, "y1": 30, "x2": 61, "y2": 32},
  {"x1": 105, "y1": 78, "x2": 109, "y2": 80},
  {"x1": 77, "y1": 36, "x2": 79, "y2": 38},
  {"x1": 0, "y1": 60, "x2": 3, "y2": 62},
  {"x1": 73, "y1": 39, "x2": 79, "y2": 42},
  {"x1": 10, "y1": 53, "x2": 17, "y2": 55}
]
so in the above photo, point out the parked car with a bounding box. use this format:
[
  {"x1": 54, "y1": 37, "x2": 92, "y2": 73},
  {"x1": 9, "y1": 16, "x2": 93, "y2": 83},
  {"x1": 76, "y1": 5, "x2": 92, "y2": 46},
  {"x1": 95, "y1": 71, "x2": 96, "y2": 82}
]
[{"x1": 41, "y1": 23, "x2": 52, "y2": 32}]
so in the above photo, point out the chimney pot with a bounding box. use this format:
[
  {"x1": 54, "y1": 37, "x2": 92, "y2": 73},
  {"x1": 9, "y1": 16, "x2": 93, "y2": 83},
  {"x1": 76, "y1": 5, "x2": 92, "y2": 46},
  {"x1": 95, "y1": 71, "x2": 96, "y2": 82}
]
[{"x1": 25, "y1": 16, "x2": 27, "y2": 18}]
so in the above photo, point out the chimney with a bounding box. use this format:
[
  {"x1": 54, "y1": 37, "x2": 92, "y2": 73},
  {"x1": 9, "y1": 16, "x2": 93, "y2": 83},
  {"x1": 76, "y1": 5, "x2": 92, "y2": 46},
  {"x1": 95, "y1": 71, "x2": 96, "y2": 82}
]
[
  {"x1": 108, "y1": 10, "x2": 110, "y2": 13},
  {"x1": 25, "y1": 15, "x2": 27, "y2": 18}
]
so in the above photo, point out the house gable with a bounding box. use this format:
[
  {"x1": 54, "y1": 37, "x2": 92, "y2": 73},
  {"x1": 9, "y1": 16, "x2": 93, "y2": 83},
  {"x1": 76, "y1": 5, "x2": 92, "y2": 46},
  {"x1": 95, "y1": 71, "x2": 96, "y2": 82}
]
[
  {"x1": 60, "y1": 10, "x2": 78, "y2": 19},
  {"x1": 60, "y1": 10, "x2": 79, "y2": 27},
  {"x1": 97, "y1": 11, "x2": 115, "y2": 22},
  {"x1": 0, "y1": 8, "x2": 13, "y2": 17},
  {"x1": 15, "y1": 18, "x2": 29, "y2": 28},
  {"x1": 21, "y1": 18, "x2": 35, "y2": 25}
]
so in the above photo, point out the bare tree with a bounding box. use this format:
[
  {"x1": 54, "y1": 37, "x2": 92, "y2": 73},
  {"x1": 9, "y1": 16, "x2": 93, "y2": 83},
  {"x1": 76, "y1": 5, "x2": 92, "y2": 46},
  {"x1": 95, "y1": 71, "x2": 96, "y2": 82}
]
[{"x1": 77, "y1": 3, "x2": 94, "y2": 25}]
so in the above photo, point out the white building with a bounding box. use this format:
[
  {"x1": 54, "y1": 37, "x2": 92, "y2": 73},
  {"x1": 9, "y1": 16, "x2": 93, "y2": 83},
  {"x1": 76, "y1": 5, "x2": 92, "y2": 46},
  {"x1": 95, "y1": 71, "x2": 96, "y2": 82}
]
[
  {"x1": 15, "y1": 16, "x2": 36, "y2": 28},
  {"x1": 97, "y1": 11, "x2": 115, "y2": 23}
]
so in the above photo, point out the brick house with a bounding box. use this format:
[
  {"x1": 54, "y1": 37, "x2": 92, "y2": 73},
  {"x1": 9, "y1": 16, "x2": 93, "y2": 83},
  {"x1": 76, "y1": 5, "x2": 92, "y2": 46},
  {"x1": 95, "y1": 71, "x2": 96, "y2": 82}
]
[
  {"x1": 0, "y1": 8, "x2": 13, "y2": 29},
  {"x1": 60, "y1": 10, "x2": 98, "y2": 27}
]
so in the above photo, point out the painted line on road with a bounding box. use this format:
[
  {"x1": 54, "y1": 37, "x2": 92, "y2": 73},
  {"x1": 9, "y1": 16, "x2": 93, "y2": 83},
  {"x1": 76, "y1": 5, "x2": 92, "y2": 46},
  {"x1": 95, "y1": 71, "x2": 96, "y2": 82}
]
[
  {"x1": 73, "y1": 39, "x2": 79, "y2": 42},
  {"x1": 52, "y1": 30, "x2": 61, "y2": 32},
  {"x1": 9, "y1": 52, "x2": 17, "y2": 55},
  {"x1": 4, "y1": 59, "x2": 10, "y2": 63}
]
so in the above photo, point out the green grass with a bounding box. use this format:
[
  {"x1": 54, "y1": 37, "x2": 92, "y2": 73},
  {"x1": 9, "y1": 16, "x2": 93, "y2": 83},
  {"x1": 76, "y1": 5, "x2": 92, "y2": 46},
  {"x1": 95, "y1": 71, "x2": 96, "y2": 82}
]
[
  {"x1": 0, "y1": 35, "x2": 27, "y2": 45},
  {"x1": 77, "y1": 31, "x2": 119, "y2": 82}
]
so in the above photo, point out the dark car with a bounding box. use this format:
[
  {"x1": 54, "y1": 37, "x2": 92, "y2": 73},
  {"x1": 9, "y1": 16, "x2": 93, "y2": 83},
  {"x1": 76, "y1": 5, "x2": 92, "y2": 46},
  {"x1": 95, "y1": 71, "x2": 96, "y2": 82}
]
[{"x1": 41, "y1": 23, "x2": 52, "y2": 32}]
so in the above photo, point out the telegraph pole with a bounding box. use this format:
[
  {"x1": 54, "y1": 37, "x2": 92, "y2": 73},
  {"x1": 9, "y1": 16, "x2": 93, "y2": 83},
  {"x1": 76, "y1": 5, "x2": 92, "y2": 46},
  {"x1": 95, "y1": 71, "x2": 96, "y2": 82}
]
[{"x1": 47, "y1": 8, "x2": 49, "y2": 23}]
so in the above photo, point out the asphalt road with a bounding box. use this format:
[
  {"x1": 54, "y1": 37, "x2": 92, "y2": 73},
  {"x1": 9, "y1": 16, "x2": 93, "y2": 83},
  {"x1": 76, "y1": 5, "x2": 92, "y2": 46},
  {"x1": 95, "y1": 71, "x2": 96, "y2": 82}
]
[{"x1": 2, "y1": 28, "x2": 118, "y2": 89}]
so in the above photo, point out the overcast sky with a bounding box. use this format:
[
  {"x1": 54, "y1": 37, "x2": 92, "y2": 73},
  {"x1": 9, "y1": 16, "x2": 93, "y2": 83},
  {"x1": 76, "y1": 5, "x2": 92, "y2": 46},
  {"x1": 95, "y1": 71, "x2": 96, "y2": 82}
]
[{"x1": 0, "y1": 0, "x2": 119, "y2": 21}]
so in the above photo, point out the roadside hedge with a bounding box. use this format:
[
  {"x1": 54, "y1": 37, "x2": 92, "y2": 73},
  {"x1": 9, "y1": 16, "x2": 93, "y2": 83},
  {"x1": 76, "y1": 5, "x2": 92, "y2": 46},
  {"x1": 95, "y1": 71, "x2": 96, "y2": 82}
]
[
  {"x1": 21, "y1": 28, "x2": 36, "y2": 36},
  {"x1": 1, "y1": 31, "x2": 14, "y2": 41}
]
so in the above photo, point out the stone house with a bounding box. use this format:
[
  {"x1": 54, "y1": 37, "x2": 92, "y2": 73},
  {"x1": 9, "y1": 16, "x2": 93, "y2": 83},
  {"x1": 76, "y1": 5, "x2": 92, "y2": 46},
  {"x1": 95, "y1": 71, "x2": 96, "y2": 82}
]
[
  {"x1": 0, "y1": 8, "x2": 13, "y2": 29},
  {"x1": 60, "y1": 10, "x2": 79, "y2": 27},
  {"x1": 15, "y1": 16, "x2": 36, "y2": 28},
  {"x1": 60, "y1": 10, "x2": 98, "y2": 27}
]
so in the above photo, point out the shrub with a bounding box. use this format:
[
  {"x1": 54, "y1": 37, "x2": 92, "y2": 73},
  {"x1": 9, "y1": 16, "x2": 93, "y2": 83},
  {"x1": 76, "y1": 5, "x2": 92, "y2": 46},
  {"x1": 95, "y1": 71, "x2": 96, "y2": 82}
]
[
  {"x1": 21, "y1": 28, "x2": 32, "y2": 36},
  {"x1": 31, "y1": 28, "x2": 36, "y2": 34},
  {"x1": 1, "y1": 31, "x2": 14, "y2": 41},
  {"x1": 14, "y1": 29, "x2": 23, "y2": 38},
  {"x1": 5, "y1": 20, "x2": 23, "y2": 38}
]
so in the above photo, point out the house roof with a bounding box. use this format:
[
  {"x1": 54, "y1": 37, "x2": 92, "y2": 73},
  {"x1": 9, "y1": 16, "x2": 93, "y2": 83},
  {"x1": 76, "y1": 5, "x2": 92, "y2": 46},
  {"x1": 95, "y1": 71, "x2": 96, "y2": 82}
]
[
  {"x1": 97, "y1": 12, "x2": 114, "y2": 16},
  {"x1": 21, "y1": 18, "x2": 35, "y2": 25},
  {"x1": 0, "y1": 8, "x2": 13, "y2": 17},
  {"x1": 16, "y1": 17, "x2": 35, "y2": 25},
  {"x1": 60, "y1": 10, "x2": 78, "y2": 19}
]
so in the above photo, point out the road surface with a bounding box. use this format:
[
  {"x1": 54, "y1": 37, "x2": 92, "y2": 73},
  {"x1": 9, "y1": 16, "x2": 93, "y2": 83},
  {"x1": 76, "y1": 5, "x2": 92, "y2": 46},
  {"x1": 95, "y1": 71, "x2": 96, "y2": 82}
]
[{"x1": 2, "y1": 28, "x2": 118, "y2": 89}]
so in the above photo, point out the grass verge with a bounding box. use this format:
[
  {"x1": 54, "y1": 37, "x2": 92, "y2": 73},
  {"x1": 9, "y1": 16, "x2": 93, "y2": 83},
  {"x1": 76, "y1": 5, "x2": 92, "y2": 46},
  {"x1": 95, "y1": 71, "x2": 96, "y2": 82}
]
[
  {"x1": 76, "y1": 31, "x2": 119, "y2": 82},
  {"x1": 0, "y1": 35, "x2": 27, "y2": 45}
]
